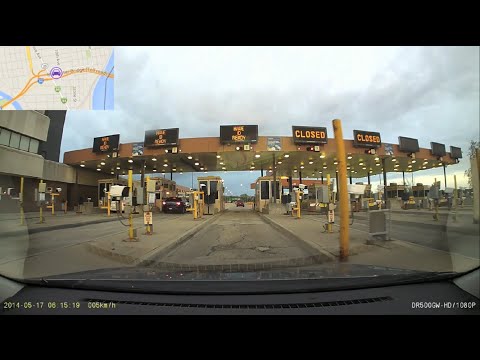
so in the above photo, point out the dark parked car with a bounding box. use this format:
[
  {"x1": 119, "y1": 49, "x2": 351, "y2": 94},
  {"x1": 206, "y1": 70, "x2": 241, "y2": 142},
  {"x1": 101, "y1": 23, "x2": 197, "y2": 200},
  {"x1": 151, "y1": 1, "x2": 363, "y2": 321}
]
[
  {"x1": 236, "y1": 200, "x2": 244, "y2": 207},
  {"x1": 162, "y1": 197, "x2": 187, "y2": 213}
]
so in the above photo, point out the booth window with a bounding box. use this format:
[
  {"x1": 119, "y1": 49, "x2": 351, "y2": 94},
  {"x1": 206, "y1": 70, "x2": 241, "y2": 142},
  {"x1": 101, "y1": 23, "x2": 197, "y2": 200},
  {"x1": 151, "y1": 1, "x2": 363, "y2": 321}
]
[
  {"x1": 210, "y1": 181, "x2": 218, "y2": 199},
  {"x1": 261, "y1": 181, "x2": 270, "y2": 199}
]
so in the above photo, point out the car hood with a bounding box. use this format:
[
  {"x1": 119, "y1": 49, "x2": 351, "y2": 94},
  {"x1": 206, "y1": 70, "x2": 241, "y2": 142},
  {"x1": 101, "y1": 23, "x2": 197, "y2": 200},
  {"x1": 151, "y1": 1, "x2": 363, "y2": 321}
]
[{"x1": 24, "y1": 263, "x2": 458, "y2": 294}]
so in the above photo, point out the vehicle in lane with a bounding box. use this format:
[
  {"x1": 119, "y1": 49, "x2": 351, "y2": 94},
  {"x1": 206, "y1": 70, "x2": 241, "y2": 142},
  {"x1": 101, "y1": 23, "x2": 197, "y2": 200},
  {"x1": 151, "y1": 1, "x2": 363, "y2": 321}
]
[
  {"x1": 236, "y1": 200, "x2": 245, "y2": 207},
  {"x1": 162, "y1": 197, "x2": 187, "y2": 213}
]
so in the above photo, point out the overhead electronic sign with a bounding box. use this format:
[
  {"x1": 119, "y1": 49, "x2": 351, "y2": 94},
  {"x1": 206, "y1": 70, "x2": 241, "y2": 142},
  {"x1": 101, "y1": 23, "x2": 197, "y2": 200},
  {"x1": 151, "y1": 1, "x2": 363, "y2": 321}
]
[
  {"x1": 92, "y1": 134, "x2": 120, "y2": 153},
  {"x1": 144, "y1": 128, "x2": 179, "y2": 147},
  {"x1": 398, "y1": 136, "x2": 420, "y2": 153},
  {"x1": 450, "y1": 146, "x2": 462, "y2": 159},
  {"x1": 220, "y1": 125, "x2": 258, "y2": 144},
  {"x1": 353, "y1": 130, "x2": 382, "y2": 148},
  {"x1": 292, "y1": 126, "x2": 328, "y2": 144},
  {"x1": 430, "y1": 142, "x2": 446, "y2": 157}
]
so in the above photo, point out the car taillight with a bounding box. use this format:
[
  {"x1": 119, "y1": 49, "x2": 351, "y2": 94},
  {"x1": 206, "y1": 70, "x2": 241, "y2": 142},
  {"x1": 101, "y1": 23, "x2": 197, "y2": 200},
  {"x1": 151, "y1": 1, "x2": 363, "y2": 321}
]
[
  {"x1": 176, "y1": 202, "x2": 181, "y2": 205},
  {"x1": 162, "y1": 201, "x2": 166, "y2": 205}
]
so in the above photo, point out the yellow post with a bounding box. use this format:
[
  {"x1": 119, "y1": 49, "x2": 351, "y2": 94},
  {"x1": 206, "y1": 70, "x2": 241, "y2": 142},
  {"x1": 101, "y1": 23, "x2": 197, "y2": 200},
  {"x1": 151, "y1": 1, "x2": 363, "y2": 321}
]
[
  {"x1": 327, "y1": 174, "x2": 332, "y2": 233},
  {"x1": 20, "y1": 176, "x2": 25, "y2": 225},
  {"x1": 38, "y1": 180, "x2": 45, "y2": 223},
  {"x1": 294, "y1": 190, "x2": 302, "y2": 219},
  {"x1": 107, "y1": 191, "x2": 110, "y2": 217},
  {"x1": 51, "y1": 193, "x2": 55, "y2": 215},
  {"x1": 453, "y1": 175, "x2": 457, "y2": 222},
  {"x1": 433, "y1": 177, "x2": 439, "y2": 221},
  {"x1": 332, "y1": 119, "x2": 349, "y2": 259},
  {"x1": 128, "y1": 169, "x2": 134, "y2": 240}
]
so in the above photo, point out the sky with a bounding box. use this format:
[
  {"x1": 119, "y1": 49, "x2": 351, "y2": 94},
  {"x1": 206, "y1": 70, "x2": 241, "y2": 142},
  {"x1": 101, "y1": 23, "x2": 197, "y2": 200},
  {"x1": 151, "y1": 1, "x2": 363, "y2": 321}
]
[{"x1": 61, "y1": 46, "x2": 480, "y2": 195}]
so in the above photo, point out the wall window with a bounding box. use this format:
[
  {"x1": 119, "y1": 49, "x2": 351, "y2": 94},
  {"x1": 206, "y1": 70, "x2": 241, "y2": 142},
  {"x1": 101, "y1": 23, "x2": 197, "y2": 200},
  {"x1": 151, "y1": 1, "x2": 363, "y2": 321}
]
[
  {"x1": 19, "y1": 135, "x2": 30, "y2": 151},
  {"x1": 9, "y1": 132, "x2": 20, "y2": 149},
  {"x1": 0, "y1": 127, "x2": 40, "y2": 154},
  {"x1": 0, "y1": 128, "x2": 11, "y2": 146},
  {"x1": 29, "y1": 139, "x2": 39, "y2": 153}
]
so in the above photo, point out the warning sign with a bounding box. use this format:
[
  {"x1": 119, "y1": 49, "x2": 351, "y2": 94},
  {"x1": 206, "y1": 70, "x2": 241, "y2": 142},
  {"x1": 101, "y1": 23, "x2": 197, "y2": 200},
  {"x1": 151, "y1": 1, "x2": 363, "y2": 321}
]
[
  {"x1": 328, "y1": 210, "x2": 334, "y2": 223},
  {"x1": 144, "y1": 211, "x2": 153, "y2": 225}
]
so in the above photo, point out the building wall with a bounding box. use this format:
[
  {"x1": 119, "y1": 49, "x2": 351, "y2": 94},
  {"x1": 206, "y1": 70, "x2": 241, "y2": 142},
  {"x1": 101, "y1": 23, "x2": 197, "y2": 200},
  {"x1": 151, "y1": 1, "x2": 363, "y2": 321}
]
[
  {"x1": 37, "y1": 110, "x2": 66, "y2": 162},
  {"x1": 43, "y1": 160, "x2": 76, "y2": 183},
  {"x1": 0, "y1": 145, "x2": 45, "y2": 178},
  {"x1": 0, "y1": 111, "x2": 49, "y2": 141}
]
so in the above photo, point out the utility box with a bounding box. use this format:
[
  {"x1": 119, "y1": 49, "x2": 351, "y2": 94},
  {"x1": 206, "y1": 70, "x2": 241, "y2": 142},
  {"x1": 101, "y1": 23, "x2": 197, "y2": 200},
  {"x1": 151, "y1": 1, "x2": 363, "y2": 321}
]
[
  {"x1": 317, "y1": 186, "x2": 329, "y2": 203},
  {"x1": 368, "y1": 210, "x2": 387, "y2": 242}
]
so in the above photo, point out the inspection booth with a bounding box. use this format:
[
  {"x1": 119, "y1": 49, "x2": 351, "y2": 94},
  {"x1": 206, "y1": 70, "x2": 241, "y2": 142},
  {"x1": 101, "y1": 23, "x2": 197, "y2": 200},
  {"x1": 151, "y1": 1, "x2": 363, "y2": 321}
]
[
  {"x1": 146, "y1": 177, "x2": 177, "y2": 211},
  {"x1": 98, "y1": 179, "x2": 126, "y2": 208},
  {"x1": 302, "y1": 183, "x2": 330, "y2": 213},
  {"x1": 197, "y1": 176, "x2": 224, "y2": 215},
  {"x1": 412, "y1": 183, "x2": 431, "y2": 209},
  {"x1": 254, "y1": 176, "x2": 281, "y2": 213}
]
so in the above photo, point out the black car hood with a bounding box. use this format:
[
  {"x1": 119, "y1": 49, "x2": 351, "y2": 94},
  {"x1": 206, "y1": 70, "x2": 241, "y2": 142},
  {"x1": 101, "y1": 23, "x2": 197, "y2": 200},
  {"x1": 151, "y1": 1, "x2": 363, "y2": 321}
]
[{"x1": 23, "y1": 263, "x2": 458, "y2": 295}]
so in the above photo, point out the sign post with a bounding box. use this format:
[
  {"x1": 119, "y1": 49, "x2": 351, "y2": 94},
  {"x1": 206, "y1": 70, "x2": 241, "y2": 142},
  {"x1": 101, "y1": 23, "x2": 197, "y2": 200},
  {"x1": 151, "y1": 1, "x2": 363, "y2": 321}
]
[
  {"x1": 333, "y1": 119, "x2": 349, "y2": 260},
  {"x1": 144, "y1": 211, "x2": 153, "y2": 235}
]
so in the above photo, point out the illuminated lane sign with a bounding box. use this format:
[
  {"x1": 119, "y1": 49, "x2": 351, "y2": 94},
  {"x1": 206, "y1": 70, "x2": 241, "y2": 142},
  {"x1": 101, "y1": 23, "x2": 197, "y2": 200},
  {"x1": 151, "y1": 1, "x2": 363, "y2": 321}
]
[
  {"x1": 92, "y1": 134, "x2": 120, "y2": 153},
  {"x1": 430, "y1": 142, "x2": 446, "y2": 157},
  {"x1": 292, "y1": 126, "x2": 328, "y2": 144},
  {"x1": 144, "y1": 128, "x2": 179, "y2": 147},
  {"x1": 353, "y1": 130, "x2": 381, "y2": 148},
  {"x1": 398, "y1": 136, "x2": 420, "y2": 153},
  {"x1": 220, "y1": 125, "x2": 258, "y2": 144}
]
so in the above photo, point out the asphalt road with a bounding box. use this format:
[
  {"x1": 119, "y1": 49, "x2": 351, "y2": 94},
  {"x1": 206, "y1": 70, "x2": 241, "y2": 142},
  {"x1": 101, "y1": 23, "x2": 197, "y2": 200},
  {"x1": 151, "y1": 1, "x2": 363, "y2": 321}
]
[{"x1": 158, "y1": 206, "x2": 315, "y2": 265}]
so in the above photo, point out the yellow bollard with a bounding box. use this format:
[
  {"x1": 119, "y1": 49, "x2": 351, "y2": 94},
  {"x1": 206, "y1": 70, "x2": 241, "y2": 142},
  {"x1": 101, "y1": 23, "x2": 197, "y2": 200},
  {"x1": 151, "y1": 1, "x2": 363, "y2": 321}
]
[
  {"x1": 327, "y1": 174, "x2": 332, "y2": 233},
  {"x1": 20, "y1": 177, "x2": 25, "y2": 225},
  {"x1": 332, "y1": 119, "x2": 349, "y2": 259},
  {"x1": 38, "y1": 180, "x2": 45, "y2": 224},
  {"x1": 128, "y1": 170, "x2": 134, "y2": 240},
  {"x1": 107, "y1": 191, "x2": 111, "y2": 217},
  {"x1": 453, "y1": 175, "x2": 457, "y2": 222}
]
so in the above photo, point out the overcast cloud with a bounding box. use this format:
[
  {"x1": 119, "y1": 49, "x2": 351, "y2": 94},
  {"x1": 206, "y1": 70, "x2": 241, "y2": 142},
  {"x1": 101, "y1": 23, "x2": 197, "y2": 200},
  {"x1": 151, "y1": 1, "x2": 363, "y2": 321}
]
[{"x1": 62, "y1": 46, "x2": 479, "y2": 194}]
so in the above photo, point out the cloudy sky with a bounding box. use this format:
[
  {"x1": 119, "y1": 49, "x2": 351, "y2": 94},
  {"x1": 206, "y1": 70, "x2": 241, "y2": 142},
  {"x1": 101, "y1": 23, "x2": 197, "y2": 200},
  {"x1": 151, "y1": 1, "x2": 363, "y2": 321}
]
[{"x1": 62, "y1": 46, "x2": 479, "y2": 195}]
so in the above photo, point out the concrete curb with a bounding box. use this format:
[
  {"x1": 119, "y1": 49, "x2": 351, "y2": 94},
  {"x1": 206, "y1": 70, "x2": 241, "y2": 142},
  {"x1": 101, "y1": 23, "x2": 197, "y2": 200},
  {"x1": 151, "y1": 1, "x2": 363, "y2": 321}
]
[
  {"x1": 257, "y1": 212, "x2": 336, "y2": 262},
  {"x1": 352, "y1": 214, "x2": 479, "y2": 235},
  {"x1": 1, "y1": 217, "x2": 119, "y2": 237},
  {"x1": 137, "y1": 213, "x2": 223, "y2": 266},
  {"x1": 86, "y1": 213, "x2": 223, "y2": 266}
]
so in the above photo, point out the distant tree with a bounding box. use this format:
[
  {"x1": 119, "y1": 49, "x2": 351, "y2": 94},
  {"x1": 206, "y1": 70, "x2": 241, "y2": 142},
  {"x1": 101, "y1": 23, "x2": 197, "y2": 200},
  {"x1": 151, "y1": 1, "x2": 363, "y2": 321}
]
[
  {"x1": 239, "y1": 193, "x2": 249, "y2": 201},
  {"x1": 464, "y1": 140, "x2": 480, "y2": 188}
]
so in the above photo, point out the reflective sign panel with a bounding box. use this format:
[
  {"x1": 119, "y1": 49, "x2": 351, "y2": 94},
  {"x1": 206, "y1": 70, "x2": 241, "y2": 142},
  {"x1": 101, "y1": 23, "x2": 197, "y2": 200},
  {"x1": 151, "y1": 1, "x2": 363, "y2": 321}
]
[
  {"x1": 144, "y1": 128, "x2": 179, "y2": 147},
  {"x1": 292, "y1": 126, "x2": 328, "y2": 144},
  {"x1": 92, "y1": 134, "x2": 120, "y2": 153},
  {"x1": 353, "y1": 130, "x2": 382, "y2": 148},
  {"x1": 220, "y1": 125, "x2": 258, "y2": 144},
  {"x1": 398, "y1": 136, "x2": 419, "y2": 153}
]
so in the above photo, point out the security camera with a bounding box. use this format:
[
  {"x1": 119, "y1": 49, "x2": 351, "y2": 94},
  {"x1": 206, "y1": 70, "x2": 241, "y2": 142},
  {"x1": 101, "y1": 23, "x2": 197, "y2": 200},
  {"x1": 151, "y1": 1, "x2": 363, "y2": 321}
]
[
  {"x1": 56, "y1": 188, "x2": 62, "y2": 193},
  {"x1": 110, "y1": 185, "x2": 130, "y2": 200}
]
